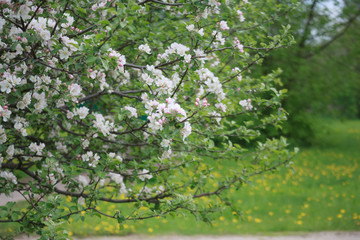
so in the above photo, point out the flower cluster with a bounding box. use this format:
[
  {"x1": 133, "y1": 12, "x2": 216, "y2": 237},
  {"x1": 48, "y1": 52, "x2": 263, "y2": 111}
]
[
  {"x1": 0, "y1": 1, "x2": 294, "y2": 236},
  {"x1": 139, "y1": 44, "x2": 151, "y2": 54},
  {"x1": 239, "y1": 99, "x2": 254, "y2": 110}
]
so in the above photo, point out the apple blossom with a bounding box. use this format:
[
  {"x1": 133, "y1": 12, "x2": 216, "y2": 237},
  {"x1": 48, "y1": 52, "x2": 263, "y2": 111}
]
[{"x1": 0, "y1": 1, "x2": 296, "y2": 237}]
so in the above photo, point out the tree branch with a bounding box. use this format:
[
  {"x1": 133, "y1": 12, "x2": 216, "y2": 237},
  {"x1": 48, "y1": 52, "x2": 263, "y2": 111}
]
[
  {"x1": 298, "y1": 0, "x2": 319, "y2": 48},
  {"x1": 305, "y1": 10, "x2": 360, "y2": 58}
]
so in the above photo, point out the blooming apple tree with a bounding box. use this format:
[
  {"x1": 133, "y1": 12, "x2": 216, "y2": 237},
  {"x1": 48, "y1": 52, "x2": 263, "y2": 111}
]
[{"x1": 0, "y1": 0, "x2": 298, "y2": 239}]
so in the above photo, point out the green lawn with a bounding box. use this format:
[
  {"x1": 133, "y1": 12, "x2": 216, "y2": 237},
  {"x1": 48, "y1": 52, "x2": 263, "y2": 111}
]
[{"x1": 2, "y1": 120, "x2": 360, "y2": 237}]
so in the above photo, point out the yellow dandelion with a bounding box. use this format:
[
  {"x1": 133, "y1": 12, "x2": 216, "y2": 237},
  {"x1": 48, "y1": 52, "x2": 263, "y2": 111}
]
[
  {"x1": 337, "y1": 214, "x2": 343, "y2": 218},
  {"x1": 268, "y1": 212, "x2": 274, "y2": 216},
  {"x1": 232, "y1": 218, "x2": 238, "y2": 223},
  {"x1": 328, "y1": 217, "x2": 332, "y2": 221},
  {"x1": 285, "y1": 209, "x2": 291, "y2": 214},
  {"x1": 66, "y1": 196, "x2": 72, "y2": 202},
  {"x1": 254, "y1": 218, "x2": 262, "y2": 223},
  {"x1": 213, "y1": 172, "x2": 221, "y2": 178},
  {"x1": 148, "y1": 228, "x2": 153, "y2": 233},
  {"x1": 219, "y1": 216, "x2": 225, "y2": 221},
  {"x1": 296, "y1": 220, "x2": 303, "y2": 225},
  {"x1": 139, "y1": 206, "x2": 149, "y2": 211},
  {"x1": 340, "y1": 209, "x2": 346, "y2": 214}
]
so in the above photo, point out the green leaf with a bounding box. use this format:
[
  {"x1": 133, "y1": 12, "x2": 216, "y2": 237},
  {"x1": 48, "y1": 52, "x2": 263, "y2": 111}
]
[
  {"x1": 85, "y1": 56, "x2": 97, "y2": 64},
  {"x1": 101, "y1": 59, "x2": 109, "y2": 71},
  {"x1": 117, "y1": 215, "x2": 126, "y2": 223}
]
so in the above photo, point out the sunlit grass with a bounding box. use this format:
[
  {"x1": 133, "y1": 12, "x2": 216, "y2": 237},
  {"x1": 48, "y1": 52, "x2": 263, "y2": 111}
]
[
  {"x1": 2, "y1": 120, "x2": 360, "y2": 236},
  {"x1": 60, "y1": 120, "x2": 360, "y2": 236}
]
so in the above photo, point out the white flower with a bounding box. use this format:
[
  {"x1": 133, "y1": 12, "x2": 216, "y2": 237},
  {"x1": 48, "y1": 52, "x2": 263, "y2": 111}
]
[
  {"x1": 78, "y1": 175, "x2": 89, "y2": 187},
  {"x1": 59, "y1": 47, "x2": 71, "y2": 60},
  {"x1": 239, "y1": 99, "x2": 253, "y2": 110},
  {"x1": 0, "y1": 80, "x2": 12, "y2": 93},
  {"x1": 93, "y1": 113, "x2": 114, "y2": 136},
  {"x1": 0, "y1": 125, "x2": 6, "y2": 144},
  {"x1": 82, "y1": 139, "x2": 90, "y2": 149},
  {"x1": 160, "y1": 139, "x2": 171, "y2": 148},
  {"x1": 109, "y1": 173, "x2": 127, "y2": 194},
  {"x1": 66, "y1": 111, "x2": 74, "y2": 119},
  {"x1": 0, "y1": 105, "x2": 12, "y2": 122},
  {"x1": 68, "y1": 83, "x2": 82, "y2": 100},
  {"x1": 184, "y1": 54, "x2": 192, "y2": 63},
  {"x1": 61, "y1": 13, "x2": 74, "y2": 28},
  {"x1": 181, "y1": 122, "x2": 192, "y2": 140},
  {"x1": 0, "y1": 170, "x2": 17, "y2": 184},
  {"x1": 61, "y1": 36, "x2": 79, "y2": 51},
  {"x1": 138, "y1": 43, "x2": 151, "y2": 54},
  {"x1": 6, "y1": 145, "x2": 15, "y2": 159},
  {"x1": 139, "y1": 169, "x2": 152, "y2": 181},
  {"x1": 161, "y1": 148, "x2": 173, "y2": 159},
  {"x1": 124, "y1": 106, "x2": 138, "y2": 118},
  {"x1": 186, "y1": 24, "x2": 195, "y2": 31},
  {"x1": 219, "y1": 20, "x2": 230, "y2": 30},
  {"x1": 237, "y1": 10, "x2": 245, "y2": 22},
  {"x1": 81, "y1": 151, "x2": 100, "y2": 167},
  {"x1": 215, "y1": 103, "x2": 227, "y2": 112},
  {"x1": 109, "y1": 173, "x2": 124, "y2": 185},
  {"x1": 76, "y1": 107, "x2": 89, "y2": 119},
  {"x1": 169, "y1": 43, "x2": 189, "y2": 57},
  {"x1": 55, "y1": 142, "x2": 68, "y2": 153},
  {"x1": 39, "y1": 30, "x2": 51, "y2": 41},
  {"x1": 77, "y1": 197, "x2": 85, "y2": 206},
  {"x1": 198, "y1": 28, "x2": 204, "y2": 36},
  {"x1": 16, "y1": 4, "x2": 32, "y2": 20},
  {"x1": 141, "y1": 73, "x2": 153, "y2": 85},
  {"x1": 0, "y1": 18, "x2": 6, "y2": 33},
  {"x1": 29, "y1": 142, "x2": 45, "y2": 155}
]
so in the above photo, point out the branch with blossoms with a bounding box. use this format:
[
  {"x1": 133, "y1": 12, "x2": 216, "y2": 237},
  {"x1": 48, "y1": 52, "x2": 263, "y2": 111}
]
[{"x1": 0, "y1": 0, "x2": 298, "y2": 238}]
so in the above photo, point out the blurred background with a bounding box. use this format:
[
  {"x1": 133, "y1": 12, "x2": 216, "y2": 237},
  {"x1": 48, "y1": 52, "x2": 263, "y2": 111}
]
[{"x1": 258, "y1": 0, "x2": 360, "y2": 146}]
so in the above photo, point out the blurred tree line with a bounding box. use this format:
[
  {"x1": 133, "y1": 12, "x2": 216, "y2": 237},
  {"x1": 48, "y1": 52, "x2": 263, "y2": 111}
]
[{"x1": 257, "y1": 0, "x2": 360, "y2": 145}]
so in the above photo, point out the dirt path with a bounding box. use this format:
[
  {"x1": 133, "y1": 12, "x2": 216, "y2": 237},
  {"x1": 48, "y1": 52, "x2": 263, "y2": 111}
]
[
  {"x1": 15, "y1": 232, "x2": 360, "y2": 240},
  {"x1": 0, "y1": 192, "x2": 24, "y2": 206}
]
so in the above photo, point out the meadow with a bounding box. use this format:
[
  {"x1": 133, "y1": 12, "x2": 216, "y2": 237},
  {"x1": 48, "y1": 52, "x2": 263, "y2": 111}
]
[{"x1": 1, "y1": 120, "x2": 360, "y2": 237}]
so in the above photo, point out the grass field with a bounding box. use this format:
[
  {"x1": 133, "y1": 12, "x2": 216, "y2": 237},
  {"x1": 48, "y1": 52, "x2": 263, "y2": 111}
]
[{"x1": 2, "y1": 120, "x2": 360, "y2": 237}]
